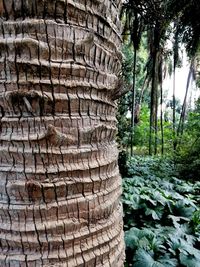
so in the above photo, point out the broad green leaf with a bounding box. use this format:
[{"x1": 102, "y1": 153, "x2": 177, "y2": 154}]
[
  {"x1": 133, "y1": 249, "x2": 165, "y2": 267},
  {"x1": 180, "y1": 253, "x2": 200, "y2": 267}
]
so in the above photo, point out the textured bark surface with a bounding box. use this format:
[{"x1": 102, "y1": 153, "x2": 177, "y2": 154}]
[{"x1": 0, "y1": 0, "x2": 124, "y2": 266}]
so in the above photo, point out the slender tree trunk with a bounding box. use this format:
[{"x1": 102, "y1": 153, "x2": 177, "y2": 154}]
[
  {"x1": 0, "y1": 1, "x2": 125, "y2": 266},
  {"x1": 160, "y1": 76, "x2": 164, "y2": 155},
  {"x1": 154, "y1": 68, "x2": 159, "y2": 155},
  {"x1": 138, "y1": 74, "x2": 150, "y2": 105},
  {"x1": 173, "y1": 66, "x2": 176, "y2": 150},
  {"x1": 149, "y1": 51, "x2": 158, "y2": 155},
  {"x1": 177, "y1": 63, "x2": 193, "y2": 139},
  {"x1": 130, "y1": 47, "x2": 137, "y2": 157}
]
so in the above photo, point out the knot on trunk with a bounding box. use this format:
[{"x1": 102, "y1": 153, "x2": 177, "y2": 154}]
[{"x1": 45, "y1": 125, "x2": 76, "y2": 146}]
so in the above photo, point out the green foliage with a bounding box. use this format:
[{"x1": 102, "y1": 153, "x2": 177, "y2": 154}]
[
  {"x1": 117, "y1": 94, "x2": 184, "y2": 156},
  {"x1": 175, "y1": 98, "x2": 200, "y2": 179},
  {"x1": 133, "y1": 105, "x2": 150, "y2": 149},
  {"x1": 191, "y1": 210, "x2": 200, "y2": 232},
  {"x1": 123, "y1": 156, "x2": 200, "y2": 266},
  {"x1": 119, "y1": 0, "x2": 200, "y2": 157}
]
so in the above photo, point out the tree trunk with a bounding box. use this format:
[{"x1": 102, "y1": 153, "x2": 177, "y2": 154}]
[
  {"x1": 160, "y1": 79, "x2": 164, "y2": 155},
  {"x1": 149, "y1": 50, "x2": 158, "y2": 155},
  {"x1": 130, "y1": 47, "x2": 137, "y2": 157},
  {"x1": 172, "y1": 65, "x2": 176, "y2": 151},
  {"x1": 138, "y1": 74, "x2": 150, "y2": 105},
  {"x1": 177, "y1": 63, "x2": 194, "y2": 139},
  {"x1": 0, "y1": 1, "x2": 125, "y2": 266}
]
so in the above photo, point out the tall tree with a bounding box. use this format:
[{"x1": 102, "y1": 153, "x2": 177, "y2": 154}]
[
  {"x1": 121, "y1": 1, "x2": 144, "y2": 156},
  {"x1": 177, "y1": 62, "x2": 195, "y2": 140},
  {"x1": 158, "y1": 56, "x2": 164, "y2": 155},
  {"x1": 0, "y1": 0, "x2": 125, "y2": 266},
  {"x1": 172, "y1": 21, "x2": 180, "y2": 150}
]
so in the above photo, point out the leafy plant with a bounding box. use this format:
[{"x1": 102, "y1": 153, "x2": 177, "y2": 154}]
[{"x1": 123, "y1": 156, "x2": 200, "y2": 266}]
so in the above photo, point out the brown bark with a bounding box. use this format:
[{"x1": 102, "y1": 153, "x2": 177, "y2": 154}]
[{"x1": 0, "y1": 0, "x2": 125, "y2": 266}]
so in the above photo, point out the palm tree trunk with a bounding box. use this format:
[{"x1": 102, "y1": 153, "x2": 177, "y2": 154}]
[
  {"x1": 173, "y1": 65, "x2": 176, "y2": 150},
  {"x1": 177, "y1": 63, "x2": 193, "y2": 139},
  {"x1": 154, "y1": 70, "x2": 159, "y2": 155},
  {"x1": 0, "y1": 1, "x2": 125, "y2": 266},
  {"x1": 138, "y1": 74, "x2": 150, "y2": 105},
  {"x1": 160, "y1": 79, "x2": 164, "y2": 155},
  {"x1": 130, "y1": 47, "x2": 137, "y2": 156},
  {"x1": 149, "y1": 51, "x2": 158, "y2": 155}
]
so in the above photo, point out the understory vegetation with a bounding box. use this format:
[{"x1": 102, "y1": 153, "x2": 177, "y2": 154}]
[{"x1": 122, "y1": 157, "x2": 200, "y2": 267}]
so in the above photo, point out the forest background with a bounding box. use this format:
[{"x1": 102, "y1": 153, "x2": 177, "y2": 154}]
[{"x1": 119, "y1": 1, "x2": 200, "y2": 266}]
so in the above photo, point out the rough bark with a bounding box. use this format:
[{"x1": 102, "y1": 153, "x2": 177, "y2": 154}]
[{"x1": 0, "y1": 0, "x2": 125, "y2": 266}]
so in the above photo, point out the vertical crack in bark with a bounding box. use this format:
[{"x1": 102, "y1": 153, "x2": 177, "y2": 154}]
[
  {"x1": 44, "y1": 20, "x2": 55, "y2": 116},
  {"x1": 33, "y1": 204, "x2": 44, "y2": 265}
]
